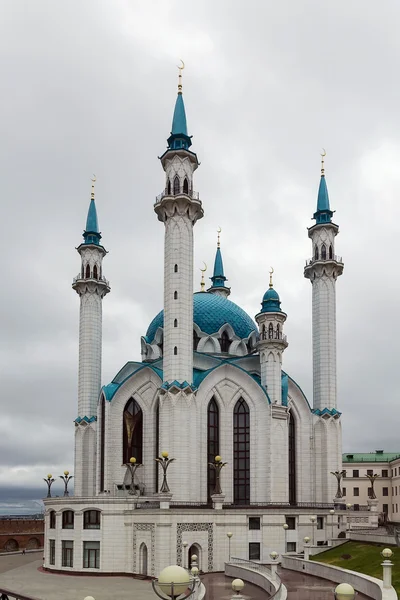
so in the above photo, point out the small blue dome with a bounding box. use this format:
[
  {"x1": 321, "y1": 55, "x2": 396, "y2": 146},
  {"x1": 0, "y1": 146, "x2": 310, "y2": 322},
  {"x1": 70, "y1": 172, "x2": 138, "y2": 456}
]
[
  {"x1": 146, "y1": 292, "x2": 257, "y2": 342},
  {"x1": 260, "y1": 287, "x2": 282, "y2": 313}
]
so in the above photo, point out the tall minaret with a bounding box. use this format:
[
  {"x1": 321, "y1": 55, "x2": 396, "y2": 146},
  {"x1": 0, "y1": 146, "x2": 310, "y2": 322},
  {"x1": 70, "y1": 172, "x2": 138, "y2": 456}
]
[
  {"x1": 72, "y1": 178, "x2": 110, "y2": 496},
  {"x1": 154, "y1": 65, "x2": 203, "y2": 384},
  {"x1": 207, "y1": 229, "x2": 230, "y2": 298},
  {"x1": 304, "y1": 154, "x2": 344, "y2": 411}
]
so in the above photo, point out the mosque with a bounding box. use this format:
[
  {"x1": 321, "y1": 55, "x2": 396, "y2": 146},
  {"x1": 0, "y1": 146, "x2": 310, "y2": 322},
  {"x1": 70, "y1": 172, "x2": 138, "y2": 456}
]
[{"x1": 43, "y1": 69, "x2": 345, "y2": 575}]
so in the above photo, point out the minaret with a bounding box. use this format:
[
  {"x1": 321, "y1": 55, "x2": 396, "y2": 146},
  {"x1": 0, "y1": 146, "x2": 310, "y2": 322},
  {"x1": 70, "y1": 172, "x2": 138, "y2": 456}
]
[
  {"x1": 304, "y1": 153, "x2": 344, "y2": 411},
  {"x1": 255, "y1": 269, "x2": 288, "y2": 404},
  {"x1": 154, "y1": 64, "x2": 203, "y2": 384},
  {"x1": 72, "y1": 178, "x2": 110, "y2": 496},
  {"x1": 207, "y1": 229, "x2": 230, "y2": 298}
]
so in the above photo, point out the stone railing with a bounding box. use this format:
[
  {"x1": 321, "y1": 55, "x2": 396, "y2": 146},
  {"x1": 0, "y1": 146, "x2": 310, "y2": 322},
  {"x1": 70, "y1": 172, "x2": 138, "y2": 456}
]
[
  {"x1": 0, "y1": 589, "x2": 41, "y2": 600},
  {"x1": 226, "y1": 557, "x2": 287, "y2": 600}
]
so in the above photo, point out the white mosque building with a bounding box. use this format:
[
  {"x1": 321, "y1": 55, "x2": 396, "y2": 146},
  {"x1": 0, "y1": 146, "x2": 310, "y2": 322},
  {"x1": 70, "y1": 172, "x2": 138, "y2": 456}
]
[{"x1": 44, "y1": 71, "x2": 346, "y2": 575}]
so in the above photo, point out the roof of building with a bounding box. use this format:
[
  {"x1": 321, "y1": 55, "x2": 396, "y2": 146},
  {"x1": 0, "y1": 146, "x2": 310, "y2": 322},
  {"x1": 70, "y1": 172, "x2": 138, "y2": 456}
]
[
  {"x1": 145, "y1": 292, "x2": 257, "y2": 342},
  {"x1": 171, "y1": 93, "x2": 188, "y2": 137},
  {"x1": 342, "y1": 451, "x2": 400, "y2": 463},
  {"x1": 260, "y1": 287, "x2": 281, "y2": 313},
  {"x1": 83, "y1": 199, "x2": 101, "y2": 245},
  {"x1": 210, "y1": 246, "x2": 227, "y2": 288},
  {"x1": 313, "y1": 175, "x2": 334, "y2": 225}
]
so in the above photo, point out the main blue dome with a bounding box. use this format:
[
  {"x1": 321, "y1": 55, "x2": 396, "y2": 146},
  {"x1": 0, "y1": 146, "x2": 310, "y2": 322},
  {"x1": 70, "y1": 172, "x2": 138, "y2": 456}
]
[{"x1": 146, "y1": 292, "x2": 257, "y2": 342}]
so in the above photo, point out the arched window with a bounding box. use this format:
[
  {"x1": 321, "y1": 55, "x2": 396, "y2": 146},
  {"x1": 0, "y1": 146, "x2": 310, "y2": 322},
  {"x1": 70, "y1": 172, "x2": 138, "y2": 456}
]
[
  {"x1": 93, "y1": 265, "x2": 98, "y2": 280},
  {"x1": 183, "y1": 177, "x2": 189, "y2": 194},
  {"x1": 62, "y1": 510, "x2": 74, "y2": 529},
  {"x1": 174, "y1": 319, "x2": 178, "y2": 327},
  {"x1": 100, "y1": 396, "x2": 105, "y2": 492},
  {"x1": 167, "y1": 180, "x2": 171, "y2": 195},
  {"x1": 233, "y1": 398, "x2": 250, "y2": 504},
  {"x1": 173, "y1": 175, "x2": 180, "y2": 195},
  {"x1": 207, "y1": 399, "x2": 219, "y2": 501},
  {"x1": 193, "y1": 329, "x2": 200, "y2": 351},
  {"x1": 321, "y1": 244, "x2": 327, "y2": 260},
  {"x1": 329, "y1": 244, "x2": 333, "y2": 259},
  {"x1": 174, "y1": 264, "x2": 178, "y2": 273},
  {"x1": 83, "y1": 510, "x2": 101, "y2": 529},
  {"x1": 268, "y1": 323, "x2": 274, "y2": 339},
  {"x1": 289, "y1": 412, "x2": 296, "y2": 505},
  {"x1": 262, "y1": 324, "x2": 266, "y2": 340},
  {"x1": 85, "y1": 264, "x2": 90, "y2": 278},
  {"x1": 276, "y1": 324, "x2": 280, "y2": 339},
  {"x1": 123, "y1": 399, "x2": 143, "y2": 464},
  {"x1": 314, "y1": 246, "x2": 319, "y2": 260},
  {"x1": 174, "y1": 291, "x2": 178, "y2": 300},
  {"x1": 174, "y1": 346, "x2": 178, "y2": 355},
  {"x1": 49, "y1": 511, "x2": 56, "y2": 529},
  {"x1": 219, "y1": 330, "x2": 231, "y2": 353},
  {"x1": 81, "y1": 266, "x2": 84, "y2": 278}
]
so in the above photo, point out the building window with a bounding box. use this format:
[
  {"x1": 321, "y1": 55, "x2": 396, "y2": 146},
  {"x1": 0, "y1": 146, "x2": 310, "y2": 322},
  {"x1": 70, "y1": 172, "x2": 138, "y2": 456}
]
[
  {"x1": 314, "y1": 246, "x2": 319, "y2": 260},
  {"x1": 354, "y1": 487, "x2": 359, "y2": 496},
  {"x1": 174, "y1": 346, "x2": 178, "y2": 355},
  {"x1": 93, "y1": 265, "x2": 98, "y2": 279},
  {"x1": 268, "y1": 323, "x2": 273, "y2": 339},
  {"x1": 174, "y1": 319, "x2": 178, "y2": 327},
  {"x1": 288, "y1": 412, "x2": 296, "y2": 505},
  {"x1": 83, "y1": 510, "x2": 101, "y2": 529},
  {"x1": 233, "y1": 398, "x2": 250, "y2": 505},
  {"x1": 219, "y1": 330, "x2": 231, "y2": 353},
  {"x1": 329, "y1": 244, "x2": 333, "y2": 259},
  {"x1": 321, "y1": 244, "x2": 327, "y2": 260},
  {"x1": 49, "y1": 511, "x2": 56, "y2": 529},
  {"x1": 123, "y1": 398, "x2": 143, "y2": 464},
  {"x1": 174, "y1": 264, "x2": 178, "y2": 273},
  {"x1": 383, "y1": 504, "x2": 388, "y2": 514},
  {"x1": 342, "y1": 487, "x2": 346, "y2": 496},
  {"x1": 353, "y1": 470, "x2": 359, "y2": 478},
  {"x1": 249, "y1": 542, "x2": 260, "y2": 561},
  {"x1": 183, "y1": 177, "x2": 189, "y2": 194},
  {"x1": 83, "y1": 541, "x2": 100, "y2": 569},
  {"x1": 167, "y1": 180, "x2": 171, "y2": 195},
  {"x1": 174, "y1": 291, "x2": 178, "y2": 299},
  {"x1": 382, "y1": 470, "x2": 389, "y2": 478},
  {"x1": 85, "y1": 264, "x2": 90, "y2": 278},
  {"x1": 248, "y1": 517, "x2": 261, "y2": 530},
  {"x1": 62, "y1": 511, "x2": 74, "y2": 530},
  {"x1": 49, "y1": 539, "x2": 55, "y2": 565},
  {"x1": 285, "y1": 516, "x2": 296, "y2": 530},
  {"x1": 62, "y1": 541, "x2": 73, "y2": 567},
  {"x1": 207, "y1": 398, "x2": 219, "y2": 501},
  {"x1": 383, "y1": 487, "x2": 389, "y2": 496},
  {"x1": 287, "y1": 542, "x2": 297, "y2": 552},
  {"x1": 367, "y1": 469, "x2": 373, "y2": 476},
  {"x1": 395, "y1": 468, "x2": 398, "y2": 476},
  {"x1": 317, "y1": 517, "x2": 324, "y2": 530},
  {"x1": 276, "y1": 324, "x2": 280, "y2": 339},
  {"x1": 173, "y1": 175, "x2": 180, "y2": 195},
  {"x1": 100, "y1": 396, "x2": 105, "y2": 492}
]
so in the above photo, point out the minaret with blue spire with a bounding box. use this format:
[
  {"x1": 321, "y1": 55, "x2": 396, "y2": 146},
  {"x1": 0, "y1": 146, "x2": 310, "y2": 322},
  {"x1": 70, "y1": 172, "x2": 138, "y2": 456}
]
[
  {"x1": 207, "y1": 229, "x2": 230, "y2": 298},
  {"x1": 304, "y1": 153, "x2": 344, "y2": 412},
  {"x1": 72, "y1": 177, "x2": 110, "y2": 497}
]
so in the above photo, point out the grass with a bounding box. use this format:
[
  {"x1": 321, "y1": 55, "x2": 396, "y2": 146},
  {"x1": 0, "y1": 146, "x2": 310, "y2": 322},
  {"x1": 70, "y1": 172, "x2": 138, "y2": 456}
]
[{"x1": 310, "y1": 541, "x2": 400, "y2": 594}]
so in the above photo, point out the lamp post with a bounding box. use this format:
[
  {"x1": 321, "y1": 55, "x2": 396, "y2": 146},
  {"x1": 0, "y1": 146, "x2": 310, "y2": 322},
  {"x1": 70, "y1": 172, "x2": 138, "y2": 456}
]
[
  {"x1": 381, "y1": 547, "x2": 394, "y2": 589},
  {"x1": 208, "y1": 455, "x2": 227, "y2": 495},
  {"x1": 269, "y1": 551, "x2": 279, "y2": 580},
  {"x1": 334, "y1": 583, "x2": 356, "y2": 600},
  {"x1": 346, "y1": 503, "x2": 352, "y2": 534},
  {"x1": 126, "y1": 457, "x2": 142, "y2": 496},
  {"x1": 43, "y1": 474, "x2": 55, "y2": 498},
  {"x1": 227, "y1": 532, "x2": 233, "y2": 562},
  {"x1": 155, "y1": 451, "x2": 175, "y2": 493},
  {"x1": 329, "y1": 509, "x2": 335, "y2": 544},
  {"x1": 182, "y1": 541, "x2": 188, "y2": 569},
  {"x1": 282, "y1": 523, "x2": 289, "y2": 553},
  {"x1": 330, "y1": 470, "x2": 346, "y2": 499},
  {"x1": 152, "y1": 565, "x2": 196, "y2": 599},
  {"x1": 303, "y1": 536, "x2": 310, "y2": 560},
  {"x1": 231, "y1": 579, "x2": 245, "y2": 600},
  {"x1": 59, "y1": 471, "x2": 73, "y2": 497},
  {"x1": 366, "y1": 473, "x2": 380, "y2": 500},
  {"x1": 310, "y1": 515, "x2": 317, "y2": 546}
]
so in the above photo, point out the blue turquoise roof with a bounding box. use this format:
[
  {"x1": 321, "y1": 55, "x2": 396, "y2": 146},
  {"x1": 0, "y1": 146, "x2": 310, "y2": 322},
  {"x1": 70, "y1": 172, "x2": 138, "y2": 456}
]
[
  {"x1": 260, "y1": 287, "x2": 282, "y2": 313},
  {"x1": 314, "y1": 176, "x2": 333, "y2": 225},
  {"x1": 210, "y1": 247, "x2": 227, "y2": 288},
  {"x1": 146, "y1": 292, "x2": 257, "y2": 342},
  {"x1": 83, "y1": 199, "x2": 101, "y2": 245},
  {"x1": 168, "y1": 93, "x2": 192, "y2": 151}
]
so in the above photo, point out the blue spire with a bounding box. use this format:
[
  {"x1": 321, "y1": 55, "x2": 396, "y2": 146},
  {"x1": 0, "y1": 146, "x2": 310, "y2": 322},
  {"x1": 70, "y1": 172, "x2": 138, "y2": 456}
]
[
  {"x1": 313, "y1": 153, "x2": 333, "y2": 224},
  {"x1": 83, "y1": 178, "x2": 101, "y2": 245},
  {"x1": 167, "y1": 66, "x2": 192, "y2": 151},
  {"x1": 260, "y1": 270, "x2": 282, "y2": 313},
  {"x1": 210, "y1": 246, "x2": 227, "y2": 288}
]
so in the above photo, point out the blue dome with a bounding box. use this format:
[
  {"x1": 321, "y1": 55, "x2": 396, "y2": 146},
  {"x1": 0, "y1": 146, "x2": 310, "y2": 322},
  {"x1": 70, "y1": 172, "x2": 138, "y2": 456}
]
[
  {"x1": 146, "y1": 292, "x2": 257, "y2": 342},
  {"x1": 260, "y1": 287, "x2": 282, "y2": 313}
]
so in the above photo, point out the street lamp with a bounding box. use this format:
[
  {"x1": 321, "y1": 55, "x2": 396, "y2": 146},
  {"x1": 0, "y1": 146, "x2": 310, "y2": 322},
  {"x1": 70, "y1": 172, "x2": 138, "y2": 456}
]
[
  {"x1": 329, "y1": 509, "x2": 335, "y2": 543},
  {"x1": 334, "y1": 583, "x2": 356, "y2": 600},
  {"x1": 43, "y1": 474, "x2": 55, "y2": 498},
  {"x1": 269, "y1": 552, "x2": 279, "y2": 579},
  {"x1": 232, "y1": 579, "x2": 245, "y2": 598},
  {"x1": 155, "y1": 451, "x2": 175, "y2": 493},
  {"x1": 227, "y1": 532, "x2": 233, "y2": 561},
  {"x1": 208, "y1": 455, "x2": 227, "y2": 495},
  {"x1": 182, "y1": 541, "x2": 188, "y2": 569},
  {"x1": 126, "y1": 457, "x2": 142, "y2": 496},
  {"x1": 59, "y1": 471, "x2": 73, "y2": 497},
  {"x1": 152, "y1": 565, "x2": 195, "y2": 599},
  {"x1": 381, "y1": 548, "x2": 394, "y2": 589},
  {"x1": 310, "y1": 515, "x2": 317, "y2": 546},
  {"x1": 282, "y1": 523, "x2": 289, "y2": 553},
  {"x1": 303, "y1": 536, "x2": 310, "y2": 560}
]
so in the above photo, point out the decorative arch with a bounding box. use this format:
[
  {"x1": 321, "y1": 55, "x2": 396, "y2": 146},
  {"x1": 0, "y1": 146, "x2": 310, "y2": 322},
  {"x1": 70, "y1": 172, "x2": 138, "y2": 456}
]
[
  {"x1": 123, "y1": 398, "x2": 143, "y2": 464},
  {"x1": 139, "y1": 543, "x2": 148, "y2": 575},
  {"x1": 167, "y1": 179, "x2": 171, "y2": 195},
  {"x1": 207, "y1": 398, "x2": 219, "y2": 501},
  {"x1": 26, "y1": 537, "x2": 40, "y2": 550},
  {"x1": 288, "y1": 411, "x2": 297, "y2": 505},
  {"x1": 173, "y1": 175, "x2": 180, "y2": 195},
  {"x1": 219, "y1": 330, "x2": 231, "y2": 353},
  {"x1": 85, "y1": 264, "x2": 90, "y2": 278},
  {"x1": 329, "y1": 244, "x2": 333, "y2": 259},
  {"x1": 233, "y1": 398, "x2": 250, "y2": 504},
  {"x1": 93, "y1": 264, "x2": 98, "y2": 279},
  {"x1": 314, "y1": 245, "x2": 319, "y2": 260},
  {"x1": 4, "y1": 539, "x2": 19, "y2": 552},
  {"x1": 189, "y1": 543, "x2": 202, "y2": 570},
  {"x1": 321, "y1": 244, "x2": 327, "y2": 260},
  {"x1": 268, "y1": 323, "x2": 274, "y2": 339},
  {"x1": 183, "y1": 177, "x2": 189, "y2": 194}
]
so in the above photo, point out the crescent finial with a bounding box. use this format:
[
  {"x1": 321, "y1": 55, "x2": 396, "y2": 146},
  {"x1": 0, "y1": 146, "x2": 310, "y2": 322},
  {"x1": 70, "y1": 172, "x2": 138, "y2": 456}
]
[
  {"x1": 200, "y1": 262, "x2": 207, "y2": 292},
  {"x1": 177, "y1": 60, "x2": 185, "y2": 93},
  {"x1": 320, "y1": 148, "x2": 326, "y2": 175},
  {"x1": 217, "y1": 227, "x2": 222, "y2": 247},
  {"x1": 178, "y1": 59, "x2": 185, "y2": 71},
  {"x1": 90, "y1": 174, "x2": 96, "y2": 200},
  {"x1": 269, "y1": 267, "x2": 274, "y2": 289},
  {"x1": 321, "y1": 148, "x2": 326, "y2": 158},
  {"x1": 200, "y1": 262, "x2": 207, "y2": 272}
]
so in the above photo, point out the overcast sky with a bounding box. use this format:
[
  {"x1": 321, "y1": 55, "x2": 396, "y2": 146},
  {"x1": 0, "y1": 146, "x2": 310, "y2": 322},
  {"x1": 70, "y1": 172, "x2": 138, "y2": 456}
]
[{"x1": 1, "y1": 0, "x2": 400, "y2": 499}]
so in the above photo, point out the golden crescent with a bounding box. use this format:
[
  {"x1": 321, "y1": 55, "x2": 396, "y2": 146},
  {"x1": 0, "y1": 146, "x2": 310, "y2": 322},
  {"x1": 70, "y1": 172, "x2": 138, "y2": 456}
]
[
  {"x1": 91, "y1": 174, "x2": 96, "y2": 183},
  {"x1": 321, "y1": 148, "x2": 326, "y2": 158},
  {"x1": 269, "y1": 266, "x2": 274, "y2": 275},
  {"x1": 217, "y1": 226, "x2": 222, "y2": 234},
  {"x1": 178, "y1": 59, "x2": 185, "y2": 71},
  {"x1": 200, "y1": 262, "x2": 207, "y2": 272}
]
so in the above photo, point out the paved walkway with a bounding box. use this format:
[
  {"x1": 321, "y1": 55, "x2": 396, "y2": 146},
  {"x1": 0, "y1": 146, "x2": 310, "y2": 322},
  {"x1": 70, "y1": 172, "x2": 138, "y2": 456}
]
[
  {"x1": 203, "y1": 573, "x2": 268, "y2": 599},
  {"x1": 278, "y1": 567, "x2": 371, "y2": 600}
]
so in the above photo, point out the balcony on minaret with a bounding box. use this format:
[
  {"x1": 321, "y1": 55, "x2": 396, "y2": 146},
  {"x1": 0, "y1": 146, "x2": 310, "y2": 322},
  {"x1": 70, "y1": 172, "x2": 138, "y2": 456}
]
[
  {"x1": 305, "y1": 253, "x2": 343, "y2": 267},
  {"x1": 260, "y1": 328, "x2": 287, "y2": 343},
  {"x1": 155, "y1": 188, "x2": 200, "y2": 204},
  {"x1": 73, "y1": 273, "x2": 110, "y2": 286}
]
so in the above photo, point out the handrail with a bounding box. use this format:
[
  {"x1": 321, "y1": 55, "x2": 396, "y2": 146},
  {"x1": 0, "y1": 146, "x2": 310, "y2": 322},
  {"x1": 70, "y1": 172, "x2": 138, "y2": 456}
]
[
  {"x1": 155, "y1": 189, "x2": 200, "y2": 202},
  {"x1": 0, "y1": 589, "x2": 42, "y2": 600},
  {"x1": 73, "y1": 275, "x2": 109, "y2": 285},
  {"x1": 227, "y1": 557, "x2": 285, "y2": 600},
  {"x1": 305, "y1": 254, "x2": 343, "y2": 266}
]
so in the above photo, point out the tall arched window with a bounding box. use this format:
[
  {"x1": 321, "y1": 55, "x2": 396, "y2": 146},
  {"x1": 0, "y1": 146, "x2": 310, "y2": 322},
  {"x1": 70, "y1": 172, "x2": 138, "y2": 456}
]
[
  {"x1": 268, "y1": 323, "x2": 274, "y2": 339},
  {"x1": 174, "y1": 346, "x2": 178, "y2": 355},
  {"x1": 174, "y1": 264, "x2": 178, "y2": 273},
  {"x1": 174, "y1": 319, "x2": 178, "y2": 328},
  {"x1": 167, "y1": 180, "x2": 171, "y2": 195},
  {"x1": 123, "y1": 399, "x2": 143, "y2": 464},
  {"x1": 276, "y1": 324, "x2": 280, "y2": 339},
  {"x1": 173, "y1": 175, "x2": 180, "y2": 195},
  {"x1": 100, "y1": 396, "x2": 105, "y2": 492},
  {"x1": 233, "y1": 398, "x2": 250, "y2": 504},
  {"x1": 314, "y1": 246, "x2": 319, "y2": 260},
  {"x1": 85, "y1": 264, "x2": 90, "y2": 278},
  {"x1": 262, "y1": 324, "x2": 266, "y2": 340},
  {"x1": 174, "y1": 291, "x2": 178, "y2": 300},
  {"x1": 321, "y1": 244, "x2": 327, "y2": 260},
  {"x1": 329, "y1": 244, "x2": 333, "y2": 259},
  {"x1": 207, "y1": 399, "x2": 220, "y2": 501},
  {"x1": 183, "y1": 177, "x2": 189, "y2": 194},
  {"x1": 219, "y1": 330, "x2": 231, "y2": 353},
  {"x1": 289, "y1": 411, "x2": 296, "y2": 505},
  {"x1": 93, "y1": 265, "x2": 98, "y2": 280}
]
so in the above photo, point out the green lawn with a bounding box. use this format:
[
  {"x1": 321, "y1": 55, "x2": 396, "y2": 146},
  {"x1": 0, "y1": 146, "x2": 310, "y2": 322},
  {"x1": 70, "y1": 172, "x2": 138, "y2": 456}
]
[{"x1": 310, "y1": 541, "x2": 400, "y2": 594}]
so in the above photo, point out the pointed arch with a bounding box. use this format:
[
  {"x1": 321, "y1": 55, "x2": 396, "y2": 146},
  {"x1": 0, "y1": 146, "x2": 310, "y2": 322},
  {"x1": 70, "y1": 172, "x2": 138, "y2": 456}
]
[
  {"x1": 85, "y1": 264, "x2": 90, "y2": 278},
  {"x1": 174, "y1": 264, "x2": 178, "y2": 273},
  {"x1": 329, "y1": 244, "x2": 333, "y2": 259},
  {"x1": 268, "y1": 323, "x2": 274, "y2": 339},
  {"x1": 219, "y1": 330, "x2": 231, "y2": 353},
  {"x1": 207, "y1": 398, "x2": 219, "y2": 501},
  {"x1": 288, "y1": 410, "x2": 297, "y2": 505},
  {"x1": 183, "y1": 177, "x2": 189, "y2": 194},
  {"x1": 314, "y1": 245, "x2": 319, "y2": 260},
  {"x1": 233, "y1": 398, "x2": 250, "y2": 504},
  {"x1": 174, "y1": 346, "x2": 178, "y2": 355},
  {"x1": 262, "y1": 324, "x2": 266, "y2": 340},
  {"x1": 174, "y1": 319, "x2": 178, "y2": 328},
  {"x1": 321, "y1": 244, "x2": 327, "y2": 260},
  {"x1": 276, "y1": 324, "x2": 280, "y2": 339},
  {"x1": 167, "y1": 180, "x2": 171, "y2": 195},
  {"x1": 93, "y1": 264, "x2": 98, "y2": 280},
  {"x1": 139, "y1": 543, "x2": 148, "y2": 575},
  {"x1": 174, "y1": 291, "x2": 178, "y2": 300},
  {"x1": 173, "y1": 175, "x2": 180, "y2": 195},
  {"x1": 123, "y1": 398, "x2": 143, "y2": 464}
]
